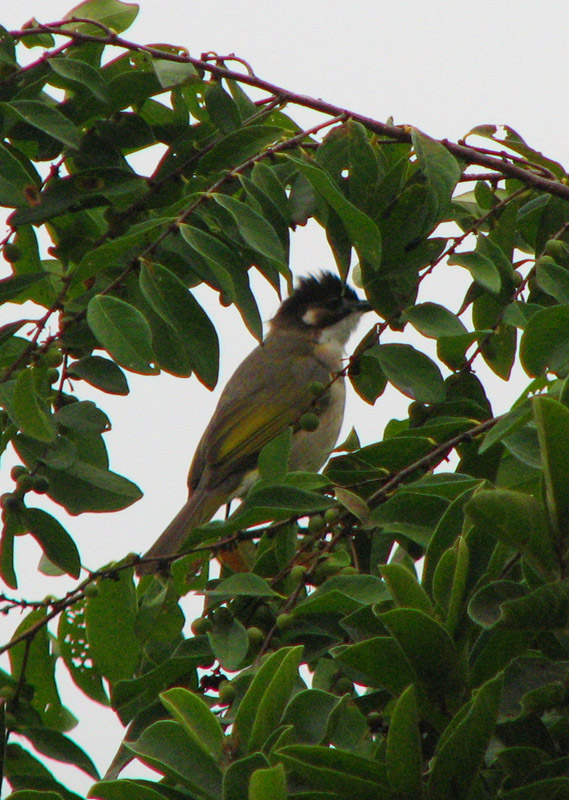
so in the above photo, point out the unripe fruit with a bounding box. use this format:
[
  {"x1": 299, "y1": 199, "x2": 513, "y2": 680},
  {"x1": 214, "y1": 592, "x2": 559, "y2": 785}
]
[
  {"x1": 212, "y1": 606, "x2": 232, "y2": 626},
  {"x1": 3, "y1": 243, "x2": 21, "y2": 263},
  {"x1": 298, "y1": 412, "x2": 320, "y2": 432},
  {"x1": 1, "y1": 494, "x2": 23, "y2": 513},
  {"x1": 218, "y1": 681, "x2": 236, "y2": 705},
  {"x1": 308, "y1": 381, "x2": 326, "y2": 396},
  {"x1": 0, "y1": 686, "x2": 16, "y2": 702},
  {"x1": 190, "y1": 616, "x2": 212, "y2": 636},
  {"x1": 276, "y1": 612, "x2": 294, "y2": 630},
  {"x1": 308, "y1": 514, "x2": 325, "y2": 534},
  {"x1": 16, "y1": 474, "x2": 34, "y2": 492},
  {"x1": 32, "y1": 476, "x2": 49, "y2": 494},
  {"x1": 44, "y1": 347, "x2": 63, "y2": 367},
  {"x1": 366, "y1": 711, "x2": 383, "y2": 732},
  {"x1": 10, "y1": 466, "x2": 27, "y2": 482},
  {"x1": 246, "y1": 626, "x2": 264, "y2": 646},
  {"x1": 324, "y1": 507, "x2": 340, "y2": 525},
  {"x1": 334, "y1": 677, "x2": 354, "y2": 695},
  {"x1": 290, "y1": 565, "x2": 307, "y2": 584},
  {"x1": 46, "y1": 368, "x2": 60, "y2": 384},
  {"x1": 544, "y1": 239, "x2": 567, "y2": 259}
]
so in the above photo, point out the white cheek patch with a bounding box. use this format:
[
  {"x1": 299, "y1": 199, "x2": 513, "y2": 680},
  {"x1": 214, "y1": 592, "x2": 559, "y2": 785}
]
[{"x1": 302, "y1": 308, "x2": 321, "y2": 326}]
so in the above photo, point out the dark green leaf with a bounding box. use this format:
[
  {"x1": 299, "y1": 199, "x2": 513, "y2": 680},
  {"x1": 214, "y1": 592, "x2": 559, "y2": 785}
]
[
  {"x1": 533, "y1": 396, "x2": 569, "y2": 544},
  {"x1": 208, "y1": 615, "x2": 249, "y2": 671},
  {"x1": 448, "y1": 250, "x2": 501, "y2": 294},
  {"x1": 207, "y1": 573, "x2": 282, "y2": 598},
  {"x1": 213, "y1": 193, "x2": 286, "y2": 268},
  {"x1": 87, "y1": 295, "x2": 158, "y2": 375},
  {"x1": 48, "y1": 57, "x2": 109, "y2": 102},
  {"x1": 160, "y1": 687, "x2": 223, "y2": 760},
  {"x1": 23, "y1": 508, "x2": 81, "y2": 578},
  {"x1": 139, "y1": 261, "x2": 219, "y2": 388},
  {"x1": 13, "y1": 368, "x2": 56, "y2": 443},
  {"x1": 521, "y1": 306, "x2": 569, "y2": 377},
  {"x1": 68, "y1": 355, "x2": 129, "y2": 395},
  {"x1": 24, "y1": 727, "x2": 100, "y2": 780},
  {"x1": 85, "y1": 569, "x2": 142, "y2": 683},
  {"x1": 402, "y1": 302, "x2": 467, "y2": 338},
  {"x1": 374, "y1": 344, "x2": 445, "y2": 403},
  {"x1": 386, "y1": 685, "x2": 423, "y2": 797},
  {"x1": 249, "y1": 764, "x2": 287, "y2": 800},
  {"x1": 0, "y1": 273, "x2": 48, "y2": 305},
  {"x1": 1, "y1": 101, "x2": 80, "y2": 150},
  {"x1": 63, "y1": 0, "x2": 139, "y2": 34}
]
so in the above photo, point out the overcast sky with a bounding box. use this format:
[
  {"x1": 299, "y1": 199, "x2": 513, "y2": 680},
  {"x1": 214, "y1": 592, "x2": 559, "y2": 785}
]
[{"x1": 2, "y1": 0, "x2": 569, "y2": 792}]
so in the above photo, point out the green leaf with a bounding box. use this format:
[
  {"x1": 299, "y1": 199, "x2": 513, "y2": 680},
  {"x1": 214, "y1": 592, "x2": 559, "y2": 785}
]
[
  {"x1": 335, "y1": 636, "x2": 415, "y2": 694},
  {"x1": 287, "y1": 156, "x2": 382, "y2": 269},
  {"x1": 535, "y1": 258, "x2": 569, "y2": 303},
  {"x1": 1, "y1": 101, "x2": 80, "y2": 150},
  {"x1": 63, "y1": 0, "x2": 139, "y2": 34},
  {"x1": 428, "y1": 674, "x2": 503, "y2": 800},
  {"x1": 374, "y1": 343, "x2": 445, "y2": 403},
  {"x1": 282, "y1": 689, "x2": 339, "y2": 745},
  {"x1": 380, "y1": 563, "x2": 434, "y2": 614},
  {"x1": 178, "y1": 223, "x2": 262, "y2": 340},
  {"x1": 521, "y1": 305, "x2": 569, "y2": 377},
  {"x1": 126, "y1": 719, "x2": 222, "y2": 797},
  {"x1": 0, "y1": 142, "x2": 40, "y2": 207},
  {"x1": 234, "y1": 646, "x2": 303, "y2": 754},
  {"x1": 139, "y1": 261, "x2": 219, "y2": 388},
  {"x1": 479, "y1": 402, "x2": 531, "y2": 453},
  {"x1": 58, "y1": 600, "x2": 109, "y2": 705},
  {"x1": 160, "y1": 687, "x2": 223, "y2": 760},
  {"x1": 223, "y1": 753, "x2": 272, "y2": 800},
  {"x1": 248, "y1": 763, "x2": 287, "y2": 800},
  {"x1": 448, "y1": 250, "x2": 501, "y2": 294},
  {"x1": 23, "y1": 508, "x2": 81, "y2": 578},
  {"x1": 401, "y1": 302, "x2": 467, "y2": 338},
  {"x1": 246, "y1": 484, "x2": 336, "y2": 513},
  {"x1": 87, "y1": 780, "x2": 169, "y2": 799},
  {"x1": 213, "y1": 194, "x2": 286, "y2": 268},
  {"x1": 0, "y1": 273, "x2": 48, "y2": 305},
  {"x1": 207, "y1": 573, "x2": 282, "y2": 598},
  {"x1": 498, "y1": 778, "x2": 569, "y2": 799},
  {"x1": 13, "y1": 368, "x2": 56, "y2": 443},
  {"x1": 205, "y1": 81, "x2": 242, "y2": 133},
  {"x1": 48, "y1": 57, "x2": 109, "y2": 102},
  {"x1": 85, "y1": 569, "x2": 141, "y2": 683},
  {"x1": 208, "y1": 615, "x2": 249, "y2": 671},
  {"x1": 464, "y1": 489, "x2": 557, "y2": 578},
  {"x1": 68, "y1": 356, "x2": 129, "y2": 395},
  {"x1": 87, "y1": 295, "x2": 158, "y2": 375},
  {"x1": 386, "y1": 685, "x2": 423, "y2": 798},
  {"x1": 153, "y1": 58, "x2": 199, "y2": 89},
  {"x1": 24, "y1": 727, "x2": 100, "y2": 780},
  {"x1": 411, "y1": 128, "x2": 461, "y2": 222},
  {"x1": 533, "y1": 396, "x2": 569, "y2": 544},
  {"x1": 277, "y1": 745, "x2": 388, "y2": 800},
  {"x1": 380, "y1": 608, "x2": 462, "y2": 701}
]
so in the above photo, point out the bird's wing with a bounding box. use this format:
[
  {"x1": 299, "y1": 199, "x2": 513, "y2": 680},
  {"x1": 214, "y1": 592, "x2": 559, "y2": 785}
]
[{"x1": 191, "y1": 348, "x2": 331, "y2": 491}]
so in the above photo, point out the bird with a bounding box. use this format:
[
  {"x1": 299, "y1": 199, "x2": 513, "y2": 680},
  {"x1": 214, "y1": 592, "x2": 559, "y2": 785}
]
[{"x1": 137, "y1": 271, "x2": 371, "y2": 575}]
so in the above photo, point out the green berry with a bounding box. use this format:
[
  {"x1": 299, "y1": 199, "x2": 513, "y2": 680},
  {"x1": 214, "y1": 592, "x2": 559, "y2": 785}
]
[
  {"x1": 16, "y1": 474, "x2": 34, "y2": 493},
  {"x1": 212, "y1": 606, "x2": 232, "y2": 626},
  {"x1": 1, "y1": 494, "x2": 24, "y2": 513},
  {"x1": 246, "y1": 626, "x2": 264, "y2": 646},
  {"x1": 0, "y1": 686, "x2": 16, "y2": 702},
  {"x1": 46, "y1": 367, "x2": 60, "y2": 384},
  {"x1": 44, "y1": 347, "x2": 63, "y2": 367},
  {"x1": 32, "y1": 476, "x2": 49, "y2": 494},
  {"x1": 298, "y1": 412, "x2": 320, "y2": 432},
  {"x1": 218, "y1": 681, "x2": 236, "y2": 705},
  {"x1": 290, "y1": 565, "x2": 307, "y2": 584},
  {"x1": 3, "y1": 243, "x2": 21, "y2": 263},
  {"x1": 191, "y1": 616, "x2": 212, "y2": 636},
  {"x1": 308, "y1": 381, "x2": 326, "y2": 396},
  {"x1": 10, "y1": 466, "x2": 27, "y2": 482},
  {"x1": 308, "y1": 514, "x2": 325, "y2": 534},
  {"x1": 324, "y1": 507, "x2": 340, "y2": 524},
  {"x1": 544, "y1": 239, "x2": 567, "y2": 259},
  {"x1": 276, "y1": 612, "x2": 294, "y2": 630}
]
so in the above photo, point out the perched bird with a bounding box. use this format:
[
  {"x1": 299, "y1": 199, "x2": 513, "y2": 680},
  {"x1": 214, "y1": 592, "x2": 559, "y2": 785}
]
[{"x1": 138, "y1": 272, "x2": 371, "y2": 574}]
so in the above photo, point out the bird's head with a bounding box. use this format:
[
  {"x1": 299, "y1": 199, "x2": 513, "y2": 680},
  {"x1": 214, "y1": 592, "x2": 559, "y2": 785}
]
[{"x1": 271, "y1": 272, "x2": 372, "y2": 346}]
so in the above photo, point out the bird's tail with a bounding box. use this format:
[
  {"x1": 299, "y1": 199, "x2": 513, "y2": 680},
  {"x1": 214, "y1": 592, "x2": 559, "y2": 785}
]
[{"x1": 137, "y1": 489, "x2": 224, "y2": 576}]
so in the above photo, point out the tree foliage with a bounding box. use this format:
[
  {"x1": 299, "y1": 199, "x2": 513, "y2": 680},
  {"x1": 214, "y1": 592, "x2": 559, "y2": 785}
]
[{"x1": 2, "y1": 1, "x2": 569, "y2": 798}]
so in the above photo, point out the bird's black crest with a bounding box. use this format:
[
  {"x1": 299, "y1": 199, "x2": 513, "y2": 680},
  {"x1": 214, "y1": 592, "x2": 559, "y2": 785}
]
[{"x1": 277, "y1": 272, "x2": 358, "y2": 319}]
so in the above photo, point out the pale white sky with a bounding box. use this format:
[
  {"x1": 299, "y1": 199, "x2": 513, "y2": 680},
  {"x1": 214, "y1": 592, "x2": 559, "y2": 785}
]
[{"x1": 1, "y1": 0, "x2": 568, "y2": 793}]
